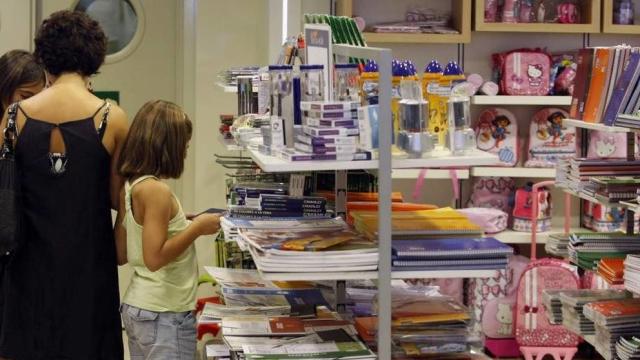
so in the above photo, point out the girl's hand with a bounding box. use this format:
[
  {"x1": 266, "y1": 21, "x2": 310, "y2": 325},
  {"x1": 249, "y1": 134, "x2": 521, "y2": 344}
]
[{"x1": 193, "y1": 213, "x2": 221, "y2": 235}]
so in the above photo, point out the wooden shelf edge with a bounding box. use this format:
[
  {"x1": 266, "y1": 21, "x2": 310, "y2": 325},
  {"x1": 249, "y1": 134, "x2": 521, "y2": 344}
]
[
  {"x1": 363, "y1": 32, "x2": 470, "y2": 44},
  {"x1": 474, "y1": 22, "x2": 600, "y2": 33}
]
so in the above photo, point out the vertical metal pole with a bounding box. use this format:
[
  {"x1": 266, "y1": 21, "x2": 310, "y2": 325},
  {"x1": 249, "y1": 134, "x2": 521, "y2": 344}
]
[
  {"x1": 377, "y1": 49, "x2": 393, "y2": 360},
  {"x1": 335, "y1": 280, "x2": 347, "y2": 314},
  {"x1": 334, "y1": 170, "x2": 348, "y2": 313}
]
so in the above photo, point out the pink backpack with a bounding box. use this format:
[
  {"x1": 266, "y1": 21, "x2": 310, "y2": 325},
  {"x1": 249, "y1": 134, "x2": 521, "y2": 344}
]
[
  {"x1": 587, "y1": 131, "x2": 640, "y2": 159},
  {"x1": 512, "y1": 184, "x2": 552, "y2": 232},
  {"x1": 525, "y1": 108, "x2": 576, "y2": 168},
  {"x1": 515, "y1": 181, "x2": 581, "y2": 351},
  {"x1": 494, "y1": 49, "x2": 552, "y2": 95},
  {"x1": 467, "y1": 177, "x2": 516, "y2": 217},
  {"x1": 475, "y1": 108, "x2": 519, "y2": 166}
]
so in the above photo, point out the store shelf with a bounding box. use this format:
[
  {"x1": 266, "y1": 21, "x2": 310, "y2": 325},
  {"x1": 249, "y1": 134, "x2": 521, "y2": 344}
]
[
  {"x1": 471, "y1": 96, "x2": 572, "y2": 106},
  {"x1": 392, "y1": 169, "x2": 470, "y2": 180},
  {"x1": 620, "y1": 200, "x2": 640, "y2": 213},
  {"x1": 493, "y1": 227, "x2": 584, "y2": 244},
  {"x1": 221, "y1": 137, "x2": 244, "y2": 151},
  {"x1": 561, "y1": 186, "x2": 628, "y2": 208},
  {"x1": 258, "y1": 269, "x2": 500, "y2": 281},
  {"x1": 474, "y1": 0, "x2": 600, "y2": 33},
  {"x1": 363, "y1": 32, "x2": 469, "y2": 44},
  {"x1": 249, "y1": 148, "x2": 498, "y2": 173},
  {"x1": 563, "y1": 118, "x2": 631, "y2": 133},
  {"x1": 472, "y1": 167, "x2": 556, "y2": 178},
  {"x1": 602, "y1": 1, "x2": 640, "y2": 34}
]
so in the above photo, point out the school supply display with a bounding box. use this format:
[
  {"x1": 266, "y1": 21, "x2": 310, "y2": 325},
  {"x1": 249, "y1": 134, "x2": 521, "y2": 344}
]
[
  {"x1": 541, "y1": 290, "x2": 564, "y2": 325},
  {"x1": 583, "y1": 298, "x2": 640, "y2": 360},
  {"x1": 493, "y1": 48, "x2": 553, "y2": 96},
  {"x1": 559, "y1": 289, "x2": 631, "y2": 336},
  {"x1": 568, "y1": 232, "x2": 640, "y2": 271},
  {"x1": 545, "y1": 233, "x2": 571, "y2": 257},
  {"x1": 391, "y1": 237, "x2": 513, "y2": 271},
  {"x1": 598, "y1": 258, "x2": 625, "y2": 285},
  {"x1": 524, "y1": 108, "x2": 576, "y2": 168},
  {"x1": 512, "y1": 184, "x2": 552, "y2": 232},
  {"x1": 587, "y1": 131, "x2": 640, "y2": 160},
  {"x1": 556, "y1": 158, "x2": 640, "y2": 194},
  {"x1": 617, "y1": 337, "x2": 640, "y2": 360},
  {"x1": 585, "y1": 177, "x2": 640, "y2": 204},
  {"x1": 624, "y1": 254, "x2": 640, "y2": 294},
  {"x1": 448, "y1": 96, "x2": 476, "y2": 156},
  {"x1": 475, "y1": 108, "x2": 518, "y2": 166},
  {"x1": 345, "y1": 202, "x2": 437, "y2": 226},
  {"x1": 458, "y1": 207, "x2": 509, "y2": 234}
]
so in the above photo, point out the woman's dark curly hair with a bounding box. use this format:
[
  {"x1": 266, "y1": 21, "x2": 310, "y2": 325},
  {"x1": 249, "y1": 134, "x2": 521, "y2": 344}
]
[{"x1": 34, "y1": 10, "x2": 107, "y2": 77}]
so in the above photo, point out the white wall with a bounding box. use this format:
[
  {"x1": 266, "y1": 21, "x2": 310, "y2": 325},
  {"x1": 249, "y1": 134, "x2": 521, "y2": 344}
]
[{"x1": 0, "y1": 1, "x2": 34, "y2": 53}]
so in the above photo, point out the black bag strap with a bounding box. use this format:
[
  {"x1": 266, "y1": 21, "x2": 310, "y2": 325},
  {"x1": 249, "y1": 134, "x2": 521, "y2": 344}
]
[
  {"x1": 2, "y1": 103, "x2": 19, "y2": 159},
  {"x1": 97, "y1": 101, "x2": 111, "y2": 141}
]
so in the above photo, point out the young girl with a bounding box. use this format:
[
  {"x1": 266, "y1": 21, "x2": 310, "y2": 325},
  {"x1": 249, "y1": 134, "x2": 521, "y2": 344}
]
[{"x1": 116, "y1": 100, "x2": 220, "y2": 359}]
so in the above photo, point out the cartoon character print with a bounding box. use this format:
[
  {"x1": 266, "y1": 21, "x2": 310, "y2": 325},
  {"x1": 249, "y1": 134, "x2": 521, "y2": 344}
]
[
  {"x1": 476, "y1": 118, "x2": 495, "y2": 151},
  {"x1": 492, "y1": 115, "x2": 511, "y2": 148},
  {"x1": 497, "y1": 303, "x2": 514, "y2": 336},
  {"x1": 527, "y1": 64, "x2": 544, "y2": 87},
  {"x1": 546, "y1": 111, "x2": 565, "y2": 144},
  {"x1": 595, "y1": 137, "x2": 617, "y2": 157}
]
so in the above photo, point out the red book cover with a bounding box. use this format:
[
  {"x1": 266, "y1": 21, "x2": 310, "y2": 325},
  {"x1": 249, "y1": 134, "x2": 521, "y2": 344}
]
[{"x1": 584, "y1": 48, "x2": 613, "y2": 123}]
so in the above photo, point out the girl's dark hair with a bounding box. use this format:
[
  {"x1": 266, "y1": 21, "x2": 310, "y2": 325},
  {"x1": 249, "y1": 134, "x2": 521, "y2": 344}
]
[
  {"x1": 492, "y1": 115, "x2": 511, "y2": 127},
  {"x1": 34, "y1": 10, "x2": 107, "y2": 77},
  {"x1": 0, "y1": 50, "x2": 45, "y2": 115},
  {"x1": 118, "y1": 100, "x2": 193, "y2": 179},
  {"x1": 547, "y1": 111, "x2": 565, "y2": 123}
]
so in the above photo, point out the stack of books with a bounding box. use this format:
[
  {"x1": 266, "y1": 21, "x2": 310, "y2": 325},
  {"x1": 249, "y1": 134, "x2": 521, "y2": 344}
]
[
  {"x1": 220, "y1": 216, "x2": 345, "y2": 244},
  {"x1": 545, "y1": 233, "x2": 571, "y2": 258},
  {"x1": 278, "y1": 101, "x2": 373, "y2": 162},
  {"x1": 583, "y1": 299, "x2": 640, "y2": 360},
  {"x1": 542, "y1": 290, "x2": 564, "y2": 325},
  {"x1": 624, "y1": 254, "x2": 640, "y2": 294},
  {"x1": 237, "y1": 227, "x2": 379, "y2": 273},
  {"x1": 228, "y1": 194, "x2": 330, "y2": 220},
  {"x1": 391, "y1": 237, "x2": 513, "y2": 272},
  {"x1": 585, "y1": 177, "x2": 640, "y2": 204},
  {"x1": 568, "y1": 232, "x2": 640, "y2": 270},
  {"x1": 570, "y1": 46, "x2": 640, "y2": 126},
  {"x1": 598, "y1": 258, "x2": 626, "y2": 284},
  {"x1": 616, "y1": 336, "x2": 640, "y2": 360},
  {"x1": 559, "y1": 289, "x2": 631, "y2": 336},
  {"x1": 556, "y1": 159, "x2": 640, "y2": 194}
]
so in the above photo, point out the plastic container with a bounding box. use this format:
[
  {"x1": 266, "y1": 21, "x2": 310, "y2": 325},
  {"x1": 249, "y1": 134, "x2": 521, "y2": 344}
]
[
  {"x1": 447, "y1": 96, "x2": 475, "y2": 156},
  {"x1": 268, "y1": 65, "x2": 293, "y2": 117},
  {"x1": 334, "y1": 63, "x2": 360, "y2": 102},
  {"x1": 360, "y1": 60, "x2": 379, "y2": 105},
  {"x1": 392, "y1": 60, "x2": 419, "y2": 141},
  {"x1": 299, "y1": 64, "x2": 324, "y2": 102}
]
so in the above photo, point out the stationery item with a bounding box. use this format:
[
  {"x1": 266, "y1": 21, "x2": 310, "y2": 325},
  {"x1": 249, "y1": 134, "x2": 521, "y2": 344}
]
[
  {"x1": 447, "y1": 96, "x2": 475, "y2": 155},
  {"x1": 360, "y1": 60, "x2": 379, "y2": 105},
  {"x1": 316, "y1": 191, "x2": 404, "y2": 203},
  {"x1": 497, "y1": 49, "x2": 552, "y2": 96},
  {"x1": 422, "y1": 60, "x2": 445, "y2": 146},
  {"x1": 458, "y1": 207, "x2": 508, "y2": 234},
  {"x1": 559, "y1": 289, "x2": 631, "y2": 336},
  {"x1": 302, "y1": 109, "x2": 358, "y2": 120},
  {"x1": 222, "y1": 316, "x2": 308, "y2": 336},
  {"x1": 467, "y1": 177, "x2": 516, "y2": 216},
  {"x1": 397, "y1": 99, "x2": 435, "y2": 158},
  {"x1": 334, "y1": 63, "x2": 360, "y2": 102},
  {"x1": 238, "y1": 228, "x2": 363, "y2": 252},
  {"x1": 603, "y1": 51, "x2": 640, "y2": 126},
  {"x1": 570, "y1": 48, "x2": 595, "y2": 119},
  {"x1": 303, "y1": 118, "x2": 356, "y2": 128},
  {"x1": 392, "y1": 237, "x2": 513, "y2": 260},
  {"x1": 302, "y1": 125, "x2": 359, "y2": 137},
  {"x1": 480, "y1": 81, "x2": 499, "y2": 96},
  {"x1": 525, "y1": 108, "x2": 576, "y2": 168},
  {"x1": 358, "y1": 104, "x2": 379, "y2": 150},
  {"x1": 295, "y1": 134, "x2": 357, "y2": 146},
  {"x1": 300, "y1": 64, "x2": 324, "y2": 102},
  {"x1": 237, "y1": 76, "x2": 254, "y2": 116},
  {"x1": 299, "y1": 101, "x2": 359, "y2": 112},
  {"x1": 269, "y1": 65, "x2": 295, "y2": 147},
  {"x1": 345, "y1": 202, "x2": 437, "y2": 225},
  {"x1": 242, "y1": 341, "x2": 376, "y2": 360},
  {"x1": 512, "y1": 184, "x2": 552, "y2": 232},
  {"x1": 277, "y1": 149, "x2": 372, "y2": 162},
  {"x1": 475, "y1": 107, "x2": 518, "y2": 166},
  {"x1": 598, "y1": 258, "x2": 625, "y2": 284},
  {"x1": 583, "y1": 47, "x2": 613, "y2": 122},
  {"x1": 294, "y1": 142, "x2": 357, "y2": 155}
]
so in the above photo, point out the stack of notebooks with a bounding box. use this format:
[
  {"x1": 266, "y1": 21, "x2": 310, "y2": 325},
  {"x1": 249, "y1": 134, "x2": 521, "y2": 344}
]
[
  {"x1": 569, "y1": 46, "x2": 640, "y2": 126},
  {"x1": 279, "y1": 101, "x2": 373, "y2": 162},
  {"x1": 598, "y1": 258, "x2": 626, "y2": 285},
  {"x1": 228, "y1": 194, "x2": 330, "y2": 220},
  {"x1": 220, "y1": 216, "x2": 346, "y2": 244},
  {"x1": 556, "y1": 159, "x2": 640, "y2": 194},
  {"x1": 559, "y1": 289, "x2": 631, "y2": 336},
  {"x1": 542, "y1": 290, "x2": 564, "y2": 325},
  {"x1": 583, "y1": 298, "x2": 640, "y2": 360},
  {"x1": 568, "y1": 232, "x2": 640, "y2": 270},
  {"x1": 545, "y1": 233, "x2": 571, "y2": 258},
  {"x1": 345, "y1": 201, "x2": 437, "y2": 226},
  {"x1": 217, "y1": 66, "x2": 260, "y2": 87},
  {"x1": 584, "y1": 177, "x2": 640, "y2": 204},
  {"x1": 616, "y1": 336, "x2": 640, "y2": 360},
  {"x1": 624, "y1": 254, "x2": 640, "y2": 294},
  {"x1": 355, "y1": 295, "x2": 477, "y2": 359},
  {"x1": 391, "y1": 237, "x2": 513, "y2": 272}
]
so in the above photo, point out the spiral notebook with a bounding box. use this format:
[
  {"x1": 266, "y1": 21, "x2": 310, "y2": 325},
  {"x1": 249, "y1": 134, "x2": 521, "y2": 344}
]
[{"x1": 392, "y1": 237, "x2": 513, "y2": 260}]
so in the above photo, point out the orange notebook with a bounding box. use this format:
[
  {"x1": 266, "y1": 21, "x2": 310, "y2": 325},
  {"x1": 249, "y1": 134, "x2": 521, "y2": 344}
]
[
  {"x1": 583, "y1": 47, "x2": 613, "y2": 123},
  {"x1": 345, "y1": 202, "x2": 437, "y2": 225},
  {"x1": 597, "y1": 258, "x2": 624, "y2": 283},
  {"x1": 354, "y1": 317, "x2": 377, "y2": 342}
]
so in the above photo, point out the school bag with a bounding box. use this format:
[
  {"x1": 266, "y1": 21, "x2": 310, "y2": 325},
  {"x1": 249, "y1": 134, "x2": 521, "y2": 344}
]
[
  {"x1": 512, "y1": 183, "x2": 552, "y2": 233},
  {"x1": 587, "y1": 131, "x2": 640, "y2": 159},
  {"x1": 515, "y1": 181, "x2": 581, "y2": 359},
  {"x1": 470, "y1": 255, "x2": 529, "y2": 358},
  {"x1": 525, "y1": 108, "x2": 576, "y2": 168},
  {"x1": 493, "y1": 48, "x2": 552, "y2": 96},
  {"x1": 475, "y1": 108, "x2": 518, "y2": 166},
  {"x1": 467, "y1": 177, "x2": 516, "y2": 218}
]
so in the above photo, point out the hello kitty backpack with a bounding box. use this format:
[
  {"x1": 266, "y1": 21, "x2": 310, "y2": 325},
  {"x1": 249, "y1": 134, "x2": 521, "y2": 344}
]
[
  {"x1": 515, "y1": 181, "x2": 581, "y2": 360},
  {"x1": 475, "y1": 108, "x2": 519, "y2": 166},
  {"x1": 525, "y1": 108, "x2": 576, "y2": 168},
  {"x1": 494, "y1": 49, "x2": 552, "y2": 95}
]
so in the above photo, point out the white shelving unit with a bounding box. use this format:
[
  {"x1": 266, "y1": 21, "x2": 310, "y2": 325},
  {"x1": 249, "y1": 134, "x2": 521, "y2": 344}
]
[
  {"x1": 216, "y1": 83, "x2": 258, "y2": 93},
  {"x1": 472, "y1": 166, "x2": 556, "y2": 178},
  {"x1": 493, "y1": 227, "x2": 584, "y2": 244},
  {"x1": 561, "y1": 186, "x2": 629, "y2": 209},
  {"x1": 249, "y1": 148, "x2": 499, "y2": 173},
  {"x1": 621, "y1": 200, "x2": 640, "y2": 213},
  {"x1": 258, "y1": 269, "x2": 499, "y2": 281},
  {"x1": 563, "y1": 118, "x2": 631, "y2": 133},
  {"x1": 392, "y1": 169, "x2": 470, "y2": 180},
  {"x1": 471, "y1": 95, "x2": 572, "y2": 106},
  {"x1": 221, "y1": 137, "x2": 244, "y2": 151}
]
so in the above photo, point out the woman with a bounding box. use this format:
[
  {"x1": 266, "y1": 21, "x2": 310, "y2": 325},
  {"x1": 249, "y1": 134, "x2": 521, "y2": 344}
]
[
  {"x1": 0, "y1": 50, "x2": 45, "y2": 117},
  {"x1": 0, "y1": 10, "x2": 128, "y2": 359}
]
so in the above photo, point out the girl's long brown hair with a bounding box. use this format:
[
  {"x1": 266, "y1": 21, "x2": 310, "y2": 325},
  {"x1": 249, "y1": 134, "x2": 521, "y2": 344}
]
[
  {"x1": 118, "y1": 100, "x2": 192, "y2": 179},
  {"x1": 0, "y1": 50, "x2": 45, "y2": 115}
]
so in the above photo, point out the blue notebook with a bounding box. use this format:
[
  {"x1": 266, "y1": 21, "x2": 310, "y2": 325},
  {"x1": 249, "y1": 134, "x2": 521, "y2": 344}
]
[
  {"x1": 392, "y1": 237, "x2": 513, "y2": 260},
  {"x1": 393, "y1": 257, "x2": 509, "y2": 267}
]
